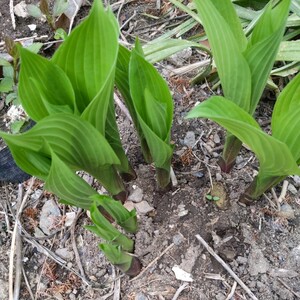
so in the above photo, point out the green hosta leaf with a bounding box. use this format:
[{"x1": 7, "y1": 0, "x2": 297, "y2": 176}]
[
  {"x1": 244, "y1": 0, "x2": 290, "y2": 114},
  {"x1": 8, "y1": 146, "x2": 52, "y2": 180},
  {"x1": 45, "y1": 150, "x2": 97, "y2": 210},
  {"x1": 91, "y1": 194, "x2": 137, "y2": 233},
  {"x1": 143, "y1": 39, "x2": 210, "y2": 64},
  {"x1": 3, "y1": 65, "x2": 13, "y2": 78},
  {"x1": 54, "y1": 28, "x2": 68, "y2": 40},
  {"x1": 5, "y1": 92, "x2": 17, "y2": 105},
  {"x1": 10, "y1": 120, "x2": 26, "y2": 134},
  {"x1": 0, "y1": 77, "x2": 14, "y2": 93},
  {"x1": 86, "y1": 201, "x2": 134, "y2": 252},
  {"x1": 187, "y1": 97, "x2": 300, "y2": 178},
  {"x1": 0, "y1": 58, "x2": 11, "y2": 66},
  {"x1": 52, "y1": 0, "x2": 119, "y2": 114},
  {"x1": 194, "y1": 0, "x2": 251, "y2": 111},
  {"x1": 25, "y1": 43, "x2": 43, "y2": 54},
  {"x1": 99, "y1": 244, "x2": 133, "y2": 273},
  {"x1": 53, "y1": 0, "x2": 68, "y2": 17},
  {"x1": 129, "y1": 41, "x2": 173, "y2": 169},
  {"x1": 277, "y1": 41, "x2": 300, "y2": 61},
  {"x1": 0, "y1": 113, "x2": 120, "y2": 184},
  {"x1": 116, "y1": 45, "x2": 151, "y2": 163},
  {"x1": 26, "y1": 4, "x2": 43, "y2": 18},
  {"x1": 116, "y1": 46, "x2": 141, "y2": 134},
  {"x1": 291, "y1": 0, "x2": 300, "y2": 17},
  {"x1": 18, "y1": 47, "x2": 77, "y2": 121},
  {"x1": 272, "y1": 73, "x2": 300, "y2": 162}
]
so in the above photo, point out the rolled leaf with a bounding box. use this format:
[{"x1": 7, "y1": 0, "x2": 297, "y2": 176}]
[
  {"x1": 129, "y1": 41, "x2": 174, "y2": 182},
  {"x1": 86, "y1": 201, "x2": 134, "y2": 252},
  {"x1": 91, "y1": 194, "x2": 137, "y2": 233},
  {"x1": 99, "y1": 244, "x2": 136, "y2": 274}
]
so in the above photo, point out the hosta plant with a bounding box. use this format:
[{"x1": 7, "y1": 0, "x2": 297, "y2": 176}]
[
  {"x1": 187, "y1": 72, "x2": 300, "y2": 204},
  {"x1": 0, "y1": 0, "x2": 174, "y2": 274},
  {"x1": 116, "y1": 41, "x2": 174, "y2": 188},
  {"x1": 194, "y1": 0, "x2": 290, "y2": 172}
]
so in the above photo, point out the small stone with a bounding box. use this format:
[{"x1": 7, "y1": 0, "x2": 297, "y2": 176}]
[
  {"x1": 34, "y1": 227, "x2": 45, "y2": 238},
  {"x1": 14, "y1": 1, "x2": 28, "y2": 17},
  {"x1": 216, "y1": 173, "x2": 222, "y2": 181},
  {"x1": 292, "y1": 175, "x2": 300, "y2": 187},
  {"x1": 288, "y1": 183, "x2": 298, "y2": 195},
  {"x1": 193, "y1": 171, "x2": 204, "y2": 178},
  {"x1": 135, "y1": 292, "x2": 148, "y2": 300},
  {"x1": 128, "y1": 187, "x2": 143, "y2": 203},
  {"x1": 248, "y1": 247, "x2": 269, "y2": 276},
  {"x1": 178, "y1": 210, "x2": 189, "y2": 217},
  {"x1": 31, "y1": 189, "x2": 43, "y2": 201},
  {"x1": 236, "y1": 256, "x2": 248, "y2": 265},
  {"x1": 65, "y1": 212, "x2": 76, "y2": 227},
  {"x1": 213, "y1": 133, "x2": 220, "y2": 144},
  {"x1": 173, "y1": 234, "x2": 184, "y2": 245},
  {"x1": 55, "y1": 248, "x2": 74, "y2": 261},
  {"x1": 183, "y1": 131, "x2": 196, "y2": 148},
  {"x1": 278, "y1": 204, "x2": 295, "y2": 220},
  {"x1": 134, "y1": 201, "x2": 154, "y2": 214},
  {"x1": 67, "y1": 262, "x2": 73, "y2": 268},
  {"x1": 124, "y1": 201, "x2": 135, "y2": 211},
  {"x1": 39, "y1": 200, "x2": 61, "y2": 235}
]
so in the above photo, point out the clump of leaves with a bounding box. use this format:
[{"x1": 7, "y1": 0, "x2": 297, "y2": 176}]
[
  {"x1": 116, "y1": 42, "x2": 174, "y2": 188},
  {"x1": 187, "y1": 72, "x2": 300, "y2": 204},
  {"x1": 0, "y1": 0, "x2": 174, "y2": 274},
  {"x1": 193, "y1": 0, "x2": 290, "y2": 172}
]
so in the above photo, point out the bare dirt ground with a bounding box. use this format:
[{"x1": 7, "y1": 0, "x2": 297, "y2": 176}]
[{"x1": 1, "y1": 1, "x2": 300, "y2": 299}]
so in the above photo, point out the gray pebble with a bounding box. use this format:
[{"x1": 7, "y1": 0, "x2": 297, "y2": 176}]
[
  {"x1": 183, "y1": 131, "x2": 196, "y2": 148},
  {"x1": 172, "y1": 234, "x2": 184, "y2": 245},
  {"x1": 288, "y1": 183, "x2": 298, "y2": 195}
]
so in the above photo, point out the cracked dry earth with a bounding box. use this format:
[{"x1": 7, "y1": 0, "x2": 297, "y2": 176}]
[{"x1": 1, "y1": 0, "x2": 300, "y2": 299}]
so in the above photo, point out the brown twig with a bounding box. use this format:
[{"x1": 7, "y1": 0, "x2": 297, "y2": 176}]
[{"x1": 195, "y1": 234, "x2": 258, "y2": 300}]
